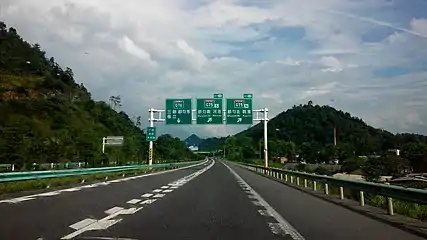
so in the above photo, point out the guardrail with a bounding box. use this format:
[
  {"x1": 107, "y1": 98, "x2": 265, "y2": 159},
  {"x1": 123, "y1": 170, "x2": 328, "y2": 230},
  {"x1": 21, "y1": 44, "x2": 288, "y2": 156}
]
[
  {"x1": 239, "y1": 162, "x2": 427, "y2": 215},
  {"x1": 0, "y1": 161, "x2": 204, "y2": 183}
]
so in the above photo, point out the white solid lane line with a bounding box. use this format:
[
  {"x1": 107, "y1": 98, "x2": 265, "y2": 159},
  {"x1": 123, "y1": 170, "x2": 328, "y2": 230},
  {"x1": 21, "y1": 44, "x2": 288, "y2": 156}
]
[
  {"x1": 221, "y1": 161, "x2": 305, "y2": 240},
  {"x1": 0, "y1": 160, "x2": 209, "y2": 205}
]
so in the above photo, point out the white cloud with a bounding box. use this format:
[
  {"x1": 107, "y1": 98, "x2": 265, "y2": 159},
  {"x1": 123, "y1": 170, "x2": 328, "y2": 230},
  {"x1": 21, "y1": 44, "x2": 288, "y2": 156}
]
[
  {"x1": 118, "y1": 36, "x2": 158, "y2": 66},
  {"x1": 320, "y1": 56, "x2": 343, "y2": 72},
  {"x1": 2, "y1": 0, "x2": 427, "y2": 138},
  {"x1": 410, "y1": 18, "x2": 427, "y2": 36}
]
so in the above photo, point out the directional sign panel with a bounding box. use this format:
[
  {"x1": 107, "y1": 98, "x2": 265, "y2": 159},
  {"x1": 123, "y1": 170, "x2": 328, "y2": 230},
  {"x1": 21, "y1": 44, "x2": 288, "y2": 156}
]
[
  {"x1": 146, "y1": 127, "x2": 157, "y2": 141},
  {"x1": 165, "y1": 99, "x2": 192, "y2": 125},
  {"x1": 196, "y1": 98, "x2": 223, "y2": 124},
  {"x1": 213, "y1": 93, "x2": 223, "y2": 99},
  {"x1": 243, "y1": 93, "x2": 253, "y2": 99},
  {"x1": 226, "y1": 98, "x2": 253, "y2": 124},
  {"x1": 105, "y1": 136, "x2": 124, "y2": 145}
]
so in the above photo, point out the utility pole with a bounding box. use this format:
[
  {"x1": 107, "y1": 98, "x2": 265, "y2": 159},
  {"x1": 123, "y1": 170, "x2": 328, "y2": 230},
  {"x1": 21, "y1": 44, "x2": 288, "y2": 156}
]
[
  {"x1": 148, "y1": 108, "x2": 154, "y2": 165},
  {"x1": 334, "y1": 125, "x2": 337, "y2": 146},
  {"x1": 263, "y1": 108, "x2": 269, "y2": 168}
]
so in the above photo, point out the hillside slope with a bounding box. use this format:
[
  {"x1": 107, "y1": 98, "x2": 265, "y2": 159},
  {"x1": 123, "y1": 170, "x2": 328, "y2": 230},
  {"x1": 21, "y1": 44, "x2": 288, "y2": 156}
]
[
  {"x1": 221, "y1": 102, "x2": 427, "y2": 172},
  {"x1": 0, "y1": 22, "x2": 199, "y2": 170},
  {"x1": 238, "y1": 102, "x2": 397, "y2": 155}
]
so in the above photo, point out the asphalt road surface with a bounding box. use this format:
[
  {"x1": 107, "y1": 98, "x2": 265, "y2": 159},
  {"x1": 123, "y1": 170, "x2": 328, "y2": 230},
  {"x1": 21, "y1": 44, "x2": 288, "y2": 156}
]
[{"x1": 0, "y1": 159, "x2": 424, "y2": 240}]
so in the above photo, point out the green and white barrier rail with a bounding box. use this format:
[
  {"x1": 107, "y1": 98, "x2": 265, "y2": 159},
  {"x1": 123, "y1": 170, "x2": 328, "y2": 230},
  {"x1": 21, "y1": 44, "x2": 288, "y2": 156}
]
[
  {"x1": 0, "y1": 161, "x2": 204, "y2": 183},
  {"x1": 238, "y1": 162, "x2": 427, "y2": 215}
]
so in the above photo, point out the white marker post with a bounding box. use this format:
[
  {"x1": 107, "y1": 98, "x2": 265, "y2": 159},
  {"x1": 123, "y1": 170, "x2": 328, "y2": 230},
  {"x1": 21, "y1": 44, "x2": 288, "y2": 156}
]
[{"x1": 102, "y1": 137, "x2": 106, "y2": 154}]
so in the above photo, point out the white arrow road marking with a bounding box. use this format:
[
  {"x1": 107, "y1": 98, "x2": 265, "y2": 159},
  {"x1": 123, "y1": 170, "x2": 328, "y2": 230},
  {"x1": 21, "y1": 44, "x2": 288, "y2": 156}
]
[
  {"x1": 70, "y1": 219, "x2": 98, "y2": 230},
  {"x1": 104, "y1": 207, "x2": 124, "y2": 215},
  {"x1": 126, "y1": 199, "x2": 141, "y2": 204},
  {"x1": 141, "y1": 193, "x2": 153, "y2": 198},
  {"x1": 62, "y1": 207, "x2": 142, "y2": 239},
  {"x1": 140, "y1": 199, "x2": 157, "y2": 205},
  {"x1": 60, "y1": 160, "x2": 215, "y2": 239}
]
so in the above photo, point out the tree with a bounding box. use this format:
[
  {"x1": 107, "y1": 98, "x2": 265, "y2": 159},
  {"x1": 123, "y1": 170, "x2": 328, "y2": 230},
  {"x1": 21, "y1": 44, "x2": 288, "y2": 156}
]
[
  {"x1": 0, "y1": 21, "x2": 6, "y2": 31},
  {"x1": 109, "y1": 95, "x2": 122, "y2": 110},
  {"x1": 401, "y1": 142, "x2": 427, "y2": 172},
  {"x1": 362, "y1": 155, "x2": 411, "y2": 182},
  {"x1": 0, "y1": 23, "x2": 199, "y2": 170}
]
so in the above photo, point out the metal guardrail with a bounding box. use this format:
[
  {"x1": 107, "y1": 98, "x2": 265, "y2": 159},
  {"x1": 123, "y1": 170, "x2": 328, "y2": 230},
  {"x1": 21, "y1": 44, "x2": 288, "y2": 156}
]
[
  {"x1": 0, "y1": 161, "x2": 203, "y2": 183},
  {"x1": 239, "y1": 162, "x2": 427, "y2": 215}
]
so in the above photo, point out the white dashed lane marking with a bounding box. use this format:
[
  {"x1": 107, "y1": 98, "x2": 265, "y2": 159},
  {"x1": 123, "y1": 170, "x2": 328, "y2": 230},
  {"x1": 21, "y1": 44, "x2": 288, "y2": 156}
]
[{"x1": 61, "y1": 160, "x2": 216, "y2": 240}]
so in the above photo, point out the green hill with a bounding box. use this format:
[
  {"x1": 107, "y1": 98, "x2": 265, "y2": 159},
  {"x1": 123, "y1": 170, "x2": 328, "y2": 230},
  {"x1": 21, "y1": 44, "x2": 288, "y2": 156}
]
[
  {"x1": 0, "y1": 22, "x2": 200, "y2": 170},
  {"x1": 239, "y1": 101, "x2": 397, "y2": 155},
  {"x1": 222, "y1": 101, "x2": 427, "y2": 173}
]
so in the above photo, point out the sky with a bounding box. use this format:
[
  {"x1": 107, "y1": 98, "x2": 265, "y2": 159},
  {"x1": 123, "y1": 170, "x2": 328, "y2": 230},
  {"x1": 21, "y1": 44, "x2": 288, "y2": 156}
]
[{"x1": 1, "y1": 0, "x2": 427, "y2": 139}]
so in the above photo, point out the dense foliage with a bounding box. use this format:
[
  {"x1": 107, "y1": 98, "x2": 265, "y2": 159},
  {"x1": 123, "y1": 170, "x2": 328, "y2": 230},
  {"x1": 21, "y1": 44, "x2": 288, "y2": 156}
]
[
  {"x1": 221, "y1": 101, "x2": 427, "y2": 177},
  {"x1": 198, "y1": 137, "x2": 227, "y2": 151},
  {"x1": 0, "y1": 22, "x2": 200, "y2": 170}
]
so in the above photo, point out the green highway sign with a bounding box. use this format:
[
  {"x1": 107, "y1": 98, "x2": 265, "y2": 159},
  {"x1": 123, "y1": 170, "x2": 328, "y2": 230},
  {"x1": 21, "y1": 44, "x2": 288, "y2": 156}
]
[
  {"x1": 213, "y1": 93, "x2": 223, "y2": 99},
  {"x1": 243, "y1": 93, "x2": 253, "y2": 99},
  {"x1": 146, "y1": 127, "x2": 157, "y2": 141},
  {"x1": 196, "y1": 98, "x2": 223, "y2": 124},
  {"x1": 165, "y1": 99, "x2": 192, "y2": 125},
  {"x1": 226, "y1": 98, "x2": 253, "y2": 124}
]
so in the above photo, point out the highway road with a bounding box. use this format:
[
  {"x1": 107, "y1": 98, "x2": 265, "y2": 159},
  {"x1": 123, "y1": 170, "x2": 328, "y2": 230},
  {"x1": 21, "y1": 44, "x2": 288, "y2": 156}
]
[{"x1": 0, "y1": 159, "x2": 425, "y2": 240}]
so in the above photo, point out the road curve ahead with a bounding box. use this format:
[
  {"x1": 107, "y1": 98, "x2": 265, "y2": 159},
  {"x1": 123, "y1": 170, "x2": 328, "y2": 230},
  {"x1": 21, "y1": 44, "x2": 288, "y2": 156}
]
[{"x1": 0, "y1": 159, "x2": 425, "y2": 240}]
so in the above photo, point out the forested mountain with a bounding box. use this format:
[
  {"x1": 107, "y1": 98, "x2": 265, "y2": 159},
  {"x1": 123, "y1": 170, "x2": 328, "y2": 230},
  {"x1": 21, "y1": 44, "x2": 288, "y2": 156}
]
[
  {"x1": 183, "y1": 134, "x2": 203, "y2": 147},
  {"x1": 223, "y1": 101, "x2": 427, "y2": 174},
  {"x1": 238, "y1": 101, "x2": 397, "y2": 155},
  {"x1": 198, "y1": 137, "x2": 227, "y2": 151},
  {"x1": 0, "y1": 22, "x2": 200, "y2": 170}
]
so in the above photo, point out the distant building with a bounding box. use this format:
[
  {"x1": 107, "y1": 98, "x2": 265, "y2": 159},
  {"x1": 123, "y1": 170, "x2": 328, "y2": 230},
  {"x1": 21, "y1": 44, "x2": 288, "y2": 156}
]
[{"x1": 188, "y1": 145, "x2": 199, "y2": 151}]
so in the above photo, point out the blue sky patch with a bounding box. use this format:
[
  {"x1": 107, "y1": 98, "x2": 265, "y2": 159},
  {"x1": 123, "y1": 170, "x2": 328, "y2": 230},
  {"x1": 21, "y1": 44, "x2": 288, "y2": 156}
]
[
  {"x1": 373, "y1": 67, "x2": 412, "y2": 78},
  {"x1": 268, "y1": 26, "x2": 306, "y2": 41},
  {"x1": 362, "y1": 27, "x2": 396, "y2": 43}
]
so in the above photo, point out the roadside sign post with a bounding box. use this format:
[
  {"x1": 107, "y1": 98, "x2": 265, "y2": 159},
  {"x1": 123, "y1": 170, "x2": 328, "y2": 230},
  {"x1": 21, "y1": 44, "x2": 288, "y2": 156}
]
[
  {"x1": 148, "y1": 93, "x2": 270, "y2": 167},
  {"x1": 146, "y1": 127, "x2": 157, "y2": 141},
  {"x1": 102, "y1": 136, "x2": 124, "y2": 154}
]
